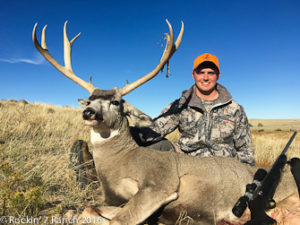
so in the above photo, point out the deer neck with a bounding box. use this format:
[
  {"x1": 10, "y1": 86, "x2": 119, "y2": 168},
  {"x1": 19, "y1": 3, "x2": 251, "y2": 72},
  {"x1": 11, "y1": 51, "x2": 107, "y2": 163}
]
[
  {"x1": 91, "y1": 117, "x2": 138, "y2": 156},
  {"x1": 90, "y1": 126, "x2": 120, "y2": 144}
]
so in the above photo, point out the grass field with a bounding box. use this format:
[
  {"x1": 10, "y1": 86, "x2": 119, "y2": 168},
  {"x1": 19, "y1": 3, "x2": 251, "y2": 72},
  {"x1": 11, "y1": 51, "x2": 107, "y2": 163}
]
[
  {"x1": 249, "y1": 119, "x2": 300, "y2": 131},
  {"x1": 0, "y1": 100, "x2": 299, "y2": 222}
]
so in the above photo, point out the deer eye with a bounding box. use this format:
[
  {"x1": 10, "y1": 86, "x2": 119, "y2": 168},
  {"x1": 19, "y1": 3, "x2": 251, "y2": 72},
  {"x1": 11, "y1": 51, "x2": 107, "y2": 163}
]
[{"x1": 111, "y1": 101, "x2": 120, "y2": 106}]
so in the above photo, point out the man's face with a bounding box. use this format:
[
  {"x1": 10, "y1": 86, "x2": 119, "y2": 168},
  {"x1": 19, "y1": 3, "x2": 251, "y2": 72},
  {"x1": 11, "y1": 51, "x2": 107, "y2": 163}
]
[{"x1": 192, "y1": 68, "x2": 218, "y2": 93}]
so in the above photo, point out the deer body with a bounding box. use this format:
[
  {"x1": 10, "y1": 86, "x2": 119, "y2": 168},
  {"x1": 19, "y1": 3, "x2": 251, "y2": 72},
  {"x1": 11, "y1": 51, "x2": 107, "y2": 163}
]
[
  {"x1": 86, "y1": 110, "x2": 297, "y2": 225},
  {"x1": 32, "y1": 21, "x2": 299, "y2": 225}
]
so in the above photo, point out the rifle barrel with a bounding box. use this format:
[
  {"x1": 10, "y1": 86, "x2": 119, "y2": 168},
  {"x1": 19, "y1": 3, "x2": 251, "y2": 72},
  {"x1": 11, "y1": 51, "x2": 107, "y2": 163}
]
[{"x1": 281, "y1": 131, "x2": 297, "y2": 155}]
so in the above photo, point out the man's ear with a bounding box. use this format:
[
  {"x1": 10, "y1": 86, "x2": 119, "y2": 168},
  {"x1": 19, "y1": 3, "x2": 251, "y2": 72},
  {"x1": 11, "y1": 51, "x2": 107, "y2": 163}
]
[
  {"x1": 78, "y1": 99, "x2": 90, "y2": 108},
  {"x1": 122, "y1": 100, "x2": 153, "y2": 128},
  {"x1": 192, "y1": 70, "x2": 196, "y2": 81}
]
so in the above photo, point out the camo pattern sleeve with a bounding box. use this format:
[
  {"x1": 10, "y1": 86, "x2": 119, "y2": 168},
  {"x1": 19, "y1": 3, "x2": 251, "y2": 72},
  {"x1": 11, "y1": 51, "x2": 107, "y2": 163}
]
[
  {"x1": 233, "y1": 106, "x2": 256, "y2": 166},
  {"x1": 152, "y1": 99, "x2": 181, "y2": 138}
]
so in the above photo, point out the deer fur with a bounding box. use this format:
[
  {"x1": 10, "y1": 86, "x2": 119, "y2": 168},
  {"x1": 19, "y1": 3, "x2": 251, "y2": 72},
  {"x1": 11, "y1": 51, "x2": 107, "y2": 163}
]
[{"x1": 77, "y1": 88, "x2": 299, "y2": 225}]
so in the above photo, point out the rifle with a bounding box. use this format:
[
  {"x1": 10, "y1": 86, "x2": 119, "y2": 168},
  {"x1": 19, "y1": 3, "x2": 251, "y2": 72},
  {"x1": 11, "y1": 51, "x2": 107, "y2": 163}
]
[{"x1": 232, "y1": 131, "x2": 298, "y2": 225}]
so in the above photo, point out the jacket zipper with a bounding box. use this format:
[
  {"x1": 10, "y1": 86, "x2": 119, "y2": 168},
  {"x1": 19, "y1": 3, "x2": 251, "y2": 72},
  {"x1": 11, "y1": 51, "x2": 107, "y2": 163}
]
[{"x1": 206, "y1": 99, "x2": 232, "y2": 150}]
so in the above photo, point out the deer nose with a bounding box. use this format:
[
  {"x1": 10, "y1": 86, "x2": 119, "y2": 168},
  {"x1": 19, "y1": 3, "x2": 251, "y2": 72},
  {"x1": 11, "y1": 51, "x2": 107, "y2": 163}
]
[{"x1": 83, "y1": 108, "x2": 95, "y2": 120}]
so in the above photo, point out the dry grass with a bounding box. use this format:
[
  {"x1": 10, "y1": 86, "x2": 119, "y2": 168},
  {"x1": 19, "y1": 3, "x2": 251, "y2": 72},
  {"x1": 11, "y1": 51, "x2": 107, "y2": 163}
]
[
  {"x1": 249, "y1": 119, "x2": 300, "y2": 131},
  {"x1": 252, "y1": 130, "x2": 300, "y2": 166},
  {"x1": 0, "y1": 100, "x2": 299, "y2": 222},
  {"x1": 0, "y1": 100, "x2": 102, "y2": 217}
]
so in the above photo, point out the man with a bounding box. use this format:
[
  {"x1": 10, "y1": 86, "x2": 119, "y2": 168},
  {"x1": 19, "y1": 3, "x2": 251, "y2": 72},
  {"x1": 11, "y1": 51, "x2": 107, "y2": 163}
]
[{"x1": 140, "y1": 53, "x2": 255, "y2": 166}]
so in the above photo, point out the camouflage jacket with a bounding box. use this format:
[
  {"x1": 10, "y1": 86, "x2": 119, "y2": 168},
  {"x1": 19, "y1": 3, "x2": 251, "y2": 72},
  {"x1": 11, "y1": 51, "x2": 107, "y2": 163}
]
[{"x1": 152, "y1": 84, "x2": 256, "y2": 166}]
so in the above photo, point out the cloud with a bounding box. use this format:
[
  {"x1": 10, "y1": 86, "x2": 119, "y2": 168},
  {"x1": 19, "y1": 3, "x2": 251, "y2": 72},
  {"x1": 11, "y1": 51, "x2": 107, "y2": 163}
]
[{"x1": 0, "y1": 55, "x2": 45, "y2": 65}]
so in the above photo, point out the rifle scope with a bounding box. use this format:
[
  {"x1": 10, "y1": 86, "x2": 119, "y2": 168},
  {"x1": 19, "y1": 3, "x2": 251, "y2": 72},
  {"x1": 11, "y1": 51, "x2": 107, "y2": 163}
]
[{"x1": 232, "y1": 169, "x2": 267, "y2": 217}]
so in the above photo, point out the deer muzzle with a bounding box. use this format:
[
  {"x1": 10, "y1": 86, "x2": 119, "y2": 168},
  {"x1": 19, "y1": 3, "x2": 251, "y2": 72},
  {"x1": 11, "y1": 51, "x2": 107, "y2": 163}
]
[
  {"x1": 82, "y1": 107, "x2": 104, "y2": 122},
  {"x1": 83, "y1": 108, "x2": 96, "y2": 120}
]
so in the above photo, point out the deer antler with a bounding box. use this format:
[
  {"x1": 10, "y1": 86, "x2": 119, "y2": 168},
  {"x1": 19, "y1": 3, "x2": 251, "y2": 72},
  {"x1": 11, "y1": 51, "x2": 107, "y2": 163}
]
[
  {"x1": 32, "y1": 21, "x2": 95, "y2": 93},
  {"x1": 33, "y1": 20, "x2": 184, "y2": 96},
  {"x1": 118, "y1": 20, "x2": 184, "y2": 96}
]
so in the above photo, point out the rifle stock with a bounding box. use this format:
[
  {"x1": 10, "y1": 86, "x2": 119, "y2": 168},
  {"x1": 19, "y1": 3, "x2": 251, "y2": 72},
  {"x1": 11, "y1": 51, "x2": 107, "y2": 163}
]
[{"x1": 232, "y1": 131, "x2": 297, "y2": 225}]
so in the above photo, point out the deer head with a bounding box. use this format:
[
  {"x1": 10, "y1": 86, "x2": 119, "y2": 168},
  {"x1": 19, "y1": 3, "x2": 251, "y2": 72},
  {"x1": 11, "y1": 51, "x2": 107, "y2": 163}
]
[
  {"x1": 32, "y1": 20, "x2": 184, "y2": 132},
  {"x1": 77, "y1": 88, "x2": 153, "y2": 131}
]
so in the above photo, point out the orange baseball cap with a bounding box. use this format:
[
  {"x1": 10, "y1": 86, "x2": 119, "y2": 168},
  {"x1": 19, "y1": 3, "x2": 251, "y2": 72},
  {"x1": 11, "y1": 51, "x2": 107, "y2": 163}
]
[{"x1": 193, "y1": 53, "x2": 220, "y2": 72}]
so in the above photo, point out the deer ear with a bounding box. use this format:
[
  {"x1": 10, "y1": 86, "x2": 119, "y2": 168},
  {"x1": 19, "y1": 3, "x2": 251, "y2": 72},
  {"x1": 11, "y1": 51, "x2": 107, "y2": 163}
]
[
  {"x1": 78, "y1": 99, "x2": 90, "y2": 107},
  {"x1": 122, "y1": 101, "x2": 153, "y2": 128}
]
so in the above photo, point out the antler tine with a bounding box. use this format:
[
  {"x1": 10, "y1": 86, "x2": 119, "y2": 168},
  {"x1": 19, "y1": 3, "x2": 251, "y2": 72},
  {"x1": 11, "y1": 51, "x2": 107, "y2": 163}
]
[
  {"x1": 41, "y1": 25, "x2": 48, "y2": 49},
  {"x1": 159, "y1": 20, "x2": 184, "y2": 65},
  {"x1": 158, "y1": 20, "x2": 173, "y2": 67},
  {"x1": 118, "y1": 20, "x2": 184, "y2": 96},
  {"x1": 172, "y1": 21, "x2": 184, "y2": 57},
  {"x1": 159, "y1": 20, "x2": 184, "y2": 69},
  {"x1": 64, "y1": 21, "x2": 81, "y2": 71},
  {"x1": 32, "y1": 22, "x2": 95, "y2": 94}
]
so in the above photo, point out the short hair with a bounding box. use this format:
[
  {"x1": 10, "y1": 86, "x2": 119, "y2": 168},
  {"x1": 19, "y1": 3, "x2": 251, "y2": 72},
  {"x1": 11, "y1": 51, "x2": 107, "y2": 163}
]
[{"x1": 194, "y1": 61, "x2": 220, "y2": 76}]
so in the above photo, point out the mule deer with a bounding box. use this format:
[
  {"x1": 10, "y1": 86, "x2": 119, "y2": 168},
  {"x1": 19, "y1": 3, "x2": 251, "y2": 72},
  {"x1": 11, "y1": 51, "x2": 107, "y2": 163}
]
[{"x1": 32, "y1": 21, "x2": 299, "y2": 225}]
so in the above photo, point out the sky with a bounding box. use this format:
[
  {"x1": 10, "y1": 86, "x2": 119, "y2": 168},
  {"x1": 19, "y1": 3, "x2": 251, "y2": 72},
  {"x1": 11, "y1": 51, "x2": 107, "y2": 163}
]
[{"x1": 0, "y1": 0, "x2": 300, "y2": 119}]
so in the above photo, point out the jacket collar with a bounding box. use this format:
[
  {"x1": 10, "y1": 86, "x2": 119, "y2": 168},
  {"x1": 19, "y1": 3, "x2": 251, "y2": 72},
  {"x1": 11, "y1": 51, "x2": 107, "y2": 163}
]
[{"x1": 179, "y1": 84, "x2": 232, "y2": 111}]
